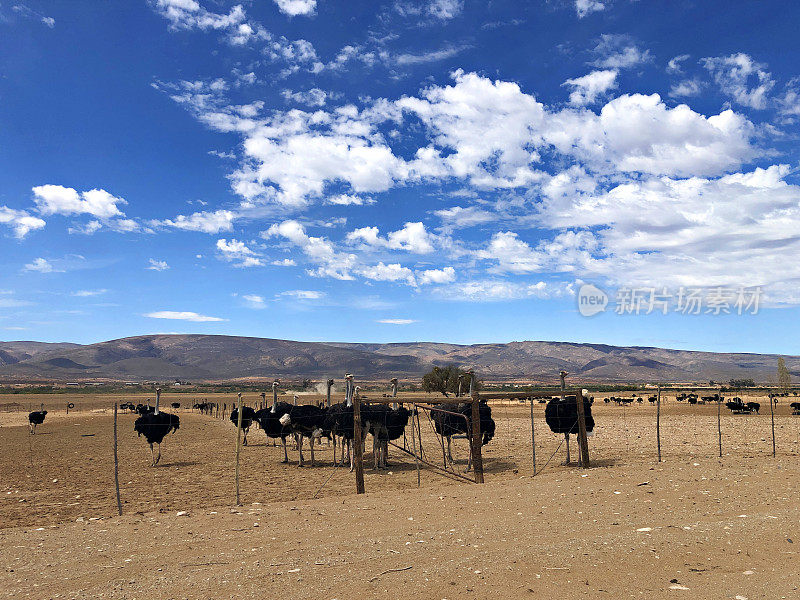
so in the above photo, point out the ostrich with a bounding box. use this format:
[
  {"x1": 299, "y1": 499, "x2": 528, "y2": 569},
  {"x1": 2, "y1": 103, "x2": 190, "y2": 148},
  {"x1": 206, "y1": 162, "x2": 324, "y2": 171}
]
[
  {"x1": 28, "y1": 405, "x2": 47, "y2": 434},
  {"x1": 790, "y1": 401, "x2": 800, "y2": 415},
  {"x1": 431, "y1": 371, "x2": 495, "y2": 471},
  {"x1": 134, "y1": 388, "x2": 180, "y2": 466},
  {"x1": 369, "y1": 404, "x2": 412, "y2": 469},
  {"x1": 746, "y1": 401, "x2": 760, "y2": 414},
  {"x1": 171, "y1": 402, "x2": 180, "y2": 410},
  {"x1": 544, "y1": 391, "x2": 595, "y2": 465},
  {"x1": 325, "y1": 374, "x2": 361, "y2": 469},
  {"x1": 229, "y1": 393, "x2": 257, "y2": 446},
  {"x1": 279, "y1": 394, "x2": 327, "y2": 467},
  {"x1": 254, "y1": 382, "x2": 293, "y2": 462}
]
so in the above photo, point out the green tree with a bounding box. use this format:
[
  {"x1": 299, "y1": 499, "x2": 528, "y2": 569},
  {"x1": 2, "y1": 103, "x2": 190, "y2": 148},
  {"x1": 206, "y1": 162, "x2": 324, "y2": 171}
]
[
  {"x1": 421, "y1": 365, "x2": 479, "y2": 396},
  {"x1": 778, "y1": 357, "x2": 791, "y2": 392}
]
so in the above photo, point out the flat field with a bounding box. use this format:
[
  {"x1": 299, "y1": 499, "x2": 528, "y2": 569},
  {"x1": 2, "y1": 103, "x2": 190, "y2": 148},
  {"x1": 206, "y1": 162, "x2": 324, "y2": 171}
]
[{"x1": 1, "y1": 391, "x2": 798, "y2": 599}]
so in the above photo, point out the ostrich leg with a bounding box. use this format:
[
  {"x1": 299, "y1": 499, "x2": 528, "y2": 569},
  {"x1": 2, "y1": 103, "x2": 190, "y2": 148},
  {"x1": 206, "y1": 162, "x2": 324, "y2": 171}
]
[
  {"x1": 281, "y1": 436, "x2": 289, "y2": 463},
  {"x1": 310, "y1": 437, "x2": 316, "y2": 467},
  {"x1": 297, "y1": 434, "x2": 305, "y2": 467},
  {"x1": 563, "y1": 433, "x2": 571, "y2": 465},
  {"x1": 155, "y1": 443, "x2": 162, "y2": 466},
  {"x1": 149, "y1": 443, "x2": 156, "y2": 467}
]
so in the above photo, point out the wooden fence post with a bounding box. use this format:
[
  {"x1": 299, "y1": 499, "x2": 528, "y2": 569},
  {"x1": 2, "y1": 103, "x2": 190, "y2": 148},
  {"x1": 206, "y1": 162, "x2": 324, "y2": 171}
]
[
  {"x1": 234, "y1": 393, "x2": 244, "y2": 505},
  {"x1": 769, "y1": 393, "x2": 776, "y2": 457},
  {"x1": 470, "y1": 396, "x2": 484, "y2": 484},
  {"x1": 410, "y1": 406, "x2": 421, "y2": 487},
  {"x1": 717, "y1": 396, "x2": 723, "y2": 458},
  {"x1": 656, "y1": 385, "x2": 662, "y2": 463},
  {"x1": 575, "y1": 389, "x2": 590, "y2": 468},
  {"x1": 353, "y1": 390, "x2": 365, "y2": 494},
  {"x1": 530, "y1": 398, "x2": 537, "y2": 475},
  {"x1": 113, "y1": 403, "x2": 122, "y2": 516}
]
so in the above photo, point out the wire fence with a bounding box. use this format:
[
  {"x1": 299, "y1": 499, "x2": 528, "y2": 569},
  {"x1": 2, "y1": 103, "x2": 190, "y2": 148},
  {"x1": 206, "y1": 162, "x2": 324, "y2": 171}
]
[{"x1": 2, "y1": 390, "x2": 799, "y2": 529}]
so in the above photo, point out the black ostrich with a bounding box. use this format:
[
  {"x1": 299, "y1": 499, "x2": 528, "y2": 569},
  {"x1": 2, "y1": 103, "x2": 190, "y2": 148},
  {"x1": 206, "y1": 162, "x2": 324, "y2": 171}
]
[
  {"x1": 230, "y1": 393, "x2": 257, "y2": 446},
  {"x1": 366, "y1": 404, "x2": 413, "y2": 469},
  {"x1": 544, "y1": 392, "x2": 595, "y2": 465},
  {"x1": 790, "y1": 402, "x2": 800, "y2": 415},
  {"x1": 254, "y1": 382, "x2": 293, "y2": 462},
  {"x1": 136, "y1": 400, "x2": 155, "y2": 416},
  {"x1": 746, "y1": 401, "x2": 760, "y2": 414},
  {"x1": 134, "y1": 389, "x2": 180, "y2": 466},
  {"x1": 324, "y1": 374, "x2": 361, "y2": 469},
  {"x1": 431, "y1": 400, "x2": 495, "y2": 472},
  {"x1": 28, "y1": 405, "x2": 47, "y2": 434},
  {"x1": 171, "y1": 402, "x2": 180, "y2": 410},
  {"x1": 279, "y1": 395, "x2": 327, "y2": 467}
]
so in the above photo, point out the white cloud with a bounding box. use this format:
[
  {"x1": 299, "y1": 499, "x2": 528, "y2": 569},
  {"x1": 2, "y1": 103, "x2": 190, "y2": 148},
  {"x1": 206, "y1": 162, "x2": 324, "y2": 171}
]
[
  {"x1": 281, "y1": 88, "x2": 330, "y2": 106},
  {"x1": 563, "y1": 69, "x2": 617, "y2": 105},
  {"x1": 377, "y1": 318, "x2": 417, "y2": 324},
  {"x1": 778, "y1": 78, "x2": 800, "y2": 116},
  {"x1": 666, "y1": 54, "x2": 690, "y2": 74},
  {"x1": 216, "y1": 238, "x2": 264, "y2": 267},
  {"x1": 272, "y1": 258, "x2": 297, "y2": 266},
  {"x1": 273, "y1": 0, "x2": 317, "y2": 16},
  {"x1": 159, "y1": 209, "x2": 236, "y2": 233},
  {"x1": 417, "y1": 266, "x2": 456, "y2": 285},
  {"x1": 265, "y1": 220, "x2": 356, "y2": 279},
  {"x1": 395, "y1": 0, "x2": 463, "y2": 20},
  {"x1": 574, "y1": 0, "x2": 605, "y2": 18},
  {"x1": 24, "y1": 258, "x2": 58, "y2": 273},
  {"x1": 11, "y1": 5, "x2": 55, "y2": 28},
  {"x1": 144, "y1": 310, "x2": 226, "y2": 322},
  {"x1": 347, "y1": 222, "x2": 436, "y2": 254},
  {"x1": 394, "y1": 45, "x2": 470, "y2": 66},
  {"x1": 434, "y1": 280, "x2": 574, "y2": 302},
  {"x1": 357, "y1": 262, "x2": 416, "y2": 285},
  {"x1": 32, "y1": 185, "x2": 126, "y2": 219},
  {"x1": 0, "y1": 206, "x2": 46, "y2": 238},
  {"x1": 669, "y1": 79, "x2": 703, "y2": 98},
  {"x1": 434, "y1": 205, "x2": 495, "y2": 229},
  {"x1": 279, "y1": 290, "x2": 325, "y2": 299},
  {"x1": 242, "y1": 294, "x2": 267, "y2": 308},
  {"x1": 147, "y1": 259, "x2": 170, "y2": 271},
  {"x1": 72, "y1": 289, "x2": 108, "y2": 297},
  {"x1": 326, "y1": 194, "x2": 375, "y2": 206},
  {"x1": 591, "y1": 34, "x2": 652, "y2": 69},
  {"x1": 701, "y1": 53, "x2": 774, "y2": 109}
]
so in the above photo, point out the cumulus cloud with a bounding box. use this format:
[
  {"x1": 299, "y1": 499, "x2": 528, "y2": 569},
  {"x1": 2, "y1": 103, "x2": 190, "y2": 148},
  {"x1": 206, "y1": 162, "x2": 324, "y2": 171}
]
[
  {"x1": 434, "y1": 205, "x2": 495, "y2": 229},
  {"x1": 574, "y1": 0, "x2": 605, "y2": 18},
  {"x1": 701, "y1": 52, "x2": 774, "y2": 109},
  {"x1": 216, "y1": 238, "x2": 264, "y2": 267},
  {"x1": 394, "y1": 0, "x2": 463, "y2": 21},
  {"x1": 0, "y1": 206, "x2": 46, "y2": 238},
  {"x1": 144, "y1": 310, "x2": 226, "y2": 322},
  {"x1": 24, "y1": 258, "x2": 58, "y2": 273},
  {"x1": 417, "y1": 266, "x2": 456, "y2": 284},
  {"x1": 159, "y1": 209, "x2": 237, "y2": 233},
  {"x1": 32, "y1": 185, "x2": 126, "y2": 219},
  {"x1": 563, "y1": 69, "x2": 617, "y2": 105},
  {"x1": 273, "y1": 0, "x2": 316, "y2": 16},
  {"x1": 591, "y1": 34, "x2": 652, "y2": 69},
  {"x1": 669, "y1": 79, "x2": 703, "y2": 98},
  {"x1": 346, "y1": 222, "x2": 436, "y2": 254},
  {"x1": 147, "y1": 259, "x2": 170, "y2": 271},
  {"x1": 265, "y1": 220, "x2": 356, "y2": 279}
]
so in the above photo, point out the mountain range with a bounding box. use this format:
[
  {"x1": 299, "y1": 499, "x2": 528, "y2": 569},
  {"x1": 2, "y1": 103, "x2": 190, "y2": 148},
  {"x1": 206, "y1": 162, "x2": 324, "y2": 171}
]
[{"x1": 0, "y1": 334, "x2": 796, "y2": 384}]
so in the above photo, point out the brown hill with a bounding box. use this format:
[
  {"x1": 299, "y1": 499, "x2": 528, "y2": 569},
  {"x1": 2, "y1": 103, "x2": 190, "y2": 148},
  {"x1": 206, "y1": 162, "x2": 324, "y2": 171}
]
[{"x1": 0, "y1": 335, "x2": 796, "y2": 383}]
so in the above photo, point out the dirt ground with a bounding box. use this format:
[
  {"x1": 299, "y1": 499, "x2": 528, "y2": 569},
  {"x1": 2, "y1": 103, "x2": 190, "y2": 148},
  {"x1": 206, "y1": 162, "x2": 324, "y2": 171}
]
[{"x1": 1, "y1": 391, "x2": 799, "y2": 599}]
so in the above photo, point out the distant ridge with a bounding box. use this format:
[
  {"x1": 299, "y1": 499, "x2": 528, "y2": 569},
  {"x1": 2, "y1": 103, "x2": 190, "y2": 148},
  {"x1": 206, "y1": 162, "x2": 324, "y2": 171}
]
[{"x1": 0, "y1": 334, "x2": 796, "y2": 384}]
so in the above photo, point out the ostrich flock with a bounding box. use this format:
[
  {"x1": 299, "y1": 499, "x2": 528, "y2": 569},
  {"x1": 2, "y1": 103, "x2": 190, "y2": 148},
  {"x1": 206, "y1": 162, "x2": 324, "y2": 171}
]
[{"x1": 111, "y1": 372, "x2": 607, "y2": 473}]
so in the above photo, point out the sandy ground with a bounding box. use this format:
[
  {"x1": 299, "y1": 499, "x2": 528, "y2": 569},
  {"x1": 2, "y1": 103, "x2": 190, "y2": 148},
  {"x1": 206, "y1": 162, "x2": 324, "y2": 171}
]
[{"x1": 1, "y1": 392, "x2": 799, "y2": 598}]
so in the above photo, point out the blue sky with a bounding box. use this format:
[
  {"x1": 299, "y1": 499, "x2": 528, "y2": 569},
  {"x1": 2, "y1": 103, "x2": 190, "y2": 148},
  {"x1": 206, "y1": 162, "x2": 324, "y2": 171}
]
[{"x1": 2, "y1": 0, "x2": 800, "y2": 354}]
